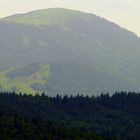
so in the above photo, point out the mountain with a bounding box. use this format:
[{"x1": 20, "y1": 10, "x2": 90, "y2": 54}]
[{"x1": 0, "y1": 8, "x2": 140, "y2": 95}]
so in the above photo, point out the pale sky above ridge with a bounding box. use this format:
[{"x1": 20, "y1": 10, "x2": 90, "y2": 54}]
[{"x1": 0, "y1": 0, "x2": 140, "y2": 36}]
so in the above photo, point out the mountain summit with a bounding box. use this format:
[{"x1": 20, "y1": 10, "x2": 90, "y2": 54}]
[
  {"x1": 1, "y1": 8, "x2": 93, "y2": 26},
  {"x1": 0, "y1": 8, "x2": 140, "y2": 95}
]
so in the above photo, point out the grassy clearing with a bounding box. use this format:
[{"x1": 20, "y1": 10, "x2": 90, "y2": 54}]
[{"x1": 0, "y1": 64, "x2": 49, "y2": 94}]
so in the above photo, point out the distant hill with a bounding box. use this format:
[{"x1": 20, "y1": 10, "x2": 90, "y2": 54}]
[{"x1": 0, "y1": 8, "x2": 140, "y2": 95}]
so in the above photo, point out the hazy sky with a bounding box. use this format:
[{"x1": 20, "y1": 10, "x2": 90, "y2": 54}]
[{"x1": 0, "y1": 0, "x2": 140, "y2": 36}]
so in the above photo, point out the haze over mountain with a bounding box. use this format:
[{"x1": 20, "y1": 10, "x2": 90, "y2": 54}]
[{"x1": 0, "y1": 8, "x2": 140, "y2": 95}]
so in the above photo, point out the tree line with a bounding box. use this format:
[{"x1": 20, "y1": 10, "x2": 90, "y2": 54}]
[{"x1": 0, "y1": 91, "x2": 140, "y2": 140}]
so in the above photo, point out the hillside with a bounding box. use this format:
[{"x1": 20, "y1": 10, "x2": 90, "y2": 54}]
[
  {"x1": 0, "y1": 63, "x2": 49, "y2": 94},
  {"x1": 0, "y1": 8, "x2": 140, "y2": 95}
]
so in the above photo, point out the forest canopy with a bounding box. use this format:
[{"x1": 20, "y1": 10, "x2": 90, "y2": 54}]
[{"x1": 0, "y1": 91, "x2": 140, "y2": 140}]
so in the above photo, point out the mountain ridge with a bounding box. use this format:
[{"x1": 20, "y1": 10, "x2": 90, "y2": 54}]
[{"x1": 1, "y1": 8, "x2": 138, "y2": 37}]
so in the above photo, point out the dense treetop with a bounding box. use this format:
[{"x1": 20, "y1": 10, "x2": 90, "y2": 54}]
[{"x1": 0, "y1": 91, "x2": 140, "y2": 140}]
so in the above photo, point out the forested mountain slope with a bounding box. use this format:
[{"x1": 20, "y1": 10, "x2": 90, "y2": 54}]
[{"x1": 0, "y1": 8, "x2": 140, "y2": 95}]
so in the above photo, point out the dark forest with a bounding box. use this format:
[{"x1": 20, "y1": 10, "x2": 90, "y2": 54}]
[{"x1": 0, "y1": 92, "x2": 140, "y2": 140}]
